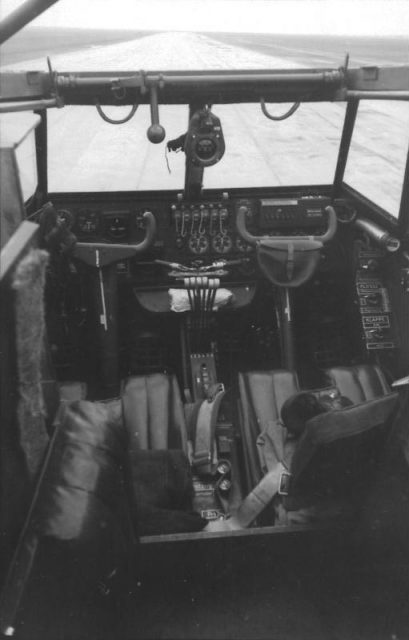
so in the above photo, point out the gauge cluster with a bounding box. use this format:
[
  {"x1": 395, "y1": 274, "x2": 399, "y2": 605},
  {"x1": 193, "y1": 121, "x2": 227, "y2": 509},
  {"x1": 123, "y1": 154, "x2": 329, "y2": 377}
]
[
  {"x1": 50, "y1": 191, "x2": 350, "y2": 285},
  {"x1": 170, "y1": 200, "x2": 253, "y2": 257}
]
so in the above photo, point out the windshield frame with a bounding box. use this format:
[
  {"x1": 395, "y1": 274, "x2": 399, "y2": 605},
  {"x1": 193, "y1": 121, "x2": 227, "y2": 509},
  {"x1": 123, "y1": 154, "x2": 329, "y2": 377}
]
[{"x1": 8, "y1": 64, "x2": 406, "y2": 230}]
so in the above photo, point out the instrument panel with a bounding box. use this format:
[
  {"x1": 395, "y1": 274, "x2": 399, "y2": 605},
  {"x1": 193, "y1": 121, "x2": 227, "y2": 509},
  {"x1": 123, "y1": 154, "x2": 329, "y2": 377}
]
[{"x1": 52, "y1": 192, "x2": 337, "y2": 281}]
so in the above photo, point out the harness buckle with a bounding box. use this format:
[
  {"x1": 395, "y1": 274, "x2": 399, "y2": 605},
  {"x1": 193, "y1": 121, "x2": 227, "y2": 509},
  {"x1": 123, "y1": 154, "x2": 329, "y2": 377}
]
[{"x1": 278, "y1": 471, "x2": 292, "y2": 496}]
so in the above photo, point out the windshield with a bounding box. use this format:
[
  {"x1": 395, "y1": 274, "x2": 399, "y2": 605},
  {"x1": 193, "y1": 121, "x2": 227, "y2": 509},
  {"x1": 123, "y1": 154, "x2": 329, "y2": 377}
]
[
  {"x1": 2, "y1": 1, "x2": 408, "y2": 203},
  {"x1": 47, "y1": 101, "x2": 347, "y2": 193},
  {"x1": 47, "y1": 105, "x2": 188, "y2": 192},
  {"x1": 344, "y1": 100, "x2": 409, "y2": 218},
  {"x1": 203, "y1": 102, "x2": 346, "y2": 189},
  {"x1": 0, "y1": 112, "x2": 39, "y2": 202}
]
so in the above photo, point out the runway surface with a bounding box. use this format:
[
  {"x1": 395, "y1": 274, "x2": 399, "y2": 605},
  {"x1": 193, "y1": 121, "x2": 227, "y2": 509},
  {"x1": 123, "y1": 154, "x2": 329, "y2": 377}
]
[{"x1": 4, "y1": 32, "x2": 408, "y2": 215}]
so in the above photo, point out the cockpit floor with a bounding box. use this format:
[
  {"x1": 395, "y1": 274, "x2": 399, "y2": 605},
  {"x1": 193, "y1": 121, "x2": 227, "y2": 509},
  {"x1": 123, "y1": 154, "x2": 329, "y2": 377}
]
[
  {"x1": 119, "y1": 556, "x2": 408, "y2": 640},
  {"x1": 115, "y1": 540, "x2": 408, "y2": 640}
]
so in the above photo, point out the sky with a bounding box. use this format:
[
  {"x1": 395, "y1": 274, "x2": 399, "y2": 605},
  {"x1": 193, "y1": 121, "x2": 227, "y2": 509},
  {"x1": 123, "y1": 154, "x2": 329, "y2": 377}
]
[{"x1": 1, "y1": 0, "x2": 409, "y2": 36}]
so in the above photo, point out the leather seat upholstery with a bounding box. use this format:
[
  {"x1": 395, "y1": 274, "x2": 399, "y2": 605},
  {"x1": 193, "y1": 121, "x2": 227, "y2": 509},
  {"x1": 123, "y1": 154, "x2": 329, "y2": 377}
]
[
  {"x1": 121, "y1": 374, "x2": 205, "y2": 535},
  {"x1": 238, "y1": 369, "x2": 300, "y2": 487},
  {"x1": 287, "y1": 390, "x2": 398, "y2": 511},
  {"x1": 324, "y1": 364, "x2": 391, "y2": 404},
  {"x1": 122, "y1": 373, "x2": 188, "y2": 452},
  {"x1": 238, "y1": 364, "x2": 398, "y2": 519}
]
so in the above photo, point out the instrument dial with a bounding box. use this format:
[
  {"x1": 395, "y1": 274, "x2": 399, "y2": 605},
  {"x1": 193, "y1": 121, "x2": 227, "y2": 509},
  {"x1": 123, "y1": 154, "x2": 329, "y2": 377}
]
[
  {"x1": 105, "y1": 215, "x2": 128, "y2": 240},
  {"x1": 77, "y1": 210, "x2": 99, "y2": 235},
  {"x1": 212, "y1": 232, "x2": 233, "y2": 254},
  {"x1": 188, "y1": 233, "x2": 209, "y2": 255}
]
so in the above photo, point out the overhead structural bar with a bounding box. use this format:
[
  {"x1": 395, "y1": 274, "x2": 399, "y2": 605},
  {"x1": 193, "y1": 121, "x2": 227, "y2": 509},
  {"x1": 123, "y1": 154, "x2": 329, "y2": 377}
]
[
  {"x1": 1, "y1": 65, "x2": 409, "y2": 108},
  {"x1": 0, "y1": 0, "x2": 60, "y2": 45},
  {"x1": 346, "y1": 90, "x2": 409, "y2": 100},
  {"x1": 56, "y1": 69, "x2": 343, "y2": 89}
]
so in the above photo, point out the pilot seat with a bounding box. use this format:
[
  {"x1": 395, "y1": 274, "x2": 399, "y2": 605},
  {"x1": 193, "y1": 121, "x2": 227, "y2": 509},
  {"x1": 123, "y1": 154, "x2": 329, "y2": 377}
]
[{"x1": 236, "y1": 364, "x2": 398, "y2": 527}]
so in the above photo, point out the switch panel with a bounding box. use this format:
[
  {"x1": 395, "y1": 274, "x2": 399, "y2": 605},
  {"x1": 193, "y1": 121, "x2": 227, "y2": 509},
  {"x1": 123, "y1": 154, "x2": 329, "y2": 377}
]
[{"x1": 355, "y1": 245, "x2": 397, "y2": 351}]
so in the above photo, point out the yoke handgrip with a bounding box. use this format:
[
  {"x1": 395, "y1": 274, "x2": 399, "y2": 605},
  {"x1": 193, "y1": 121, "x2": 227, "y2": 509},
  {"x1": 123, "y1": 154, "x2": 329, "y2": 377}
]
[
  {"x1": 74, "y1": 211, "x2": 156, "y2": 267},
  {"x1": 236, "y1": 205, "x2": 337, "y2": 245}
]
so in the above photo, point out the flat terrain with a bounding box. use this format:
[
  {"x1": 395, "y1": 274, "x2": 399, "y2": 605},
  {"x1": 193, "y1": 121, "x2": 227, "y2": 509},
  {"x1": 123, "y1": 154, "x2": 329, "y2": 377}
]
[
  {"x1": 0, "y1": 27, "x2": 155, "y2": 66},
  {"x1": 206, "y1": 32, "x2": 409, "y2": 67},
  {"x1": 2, "y1": 28, "x2": 408, "y2": 68},
  {"x1": 2, "y1": 31, "x2": 408, "y2": 215}
]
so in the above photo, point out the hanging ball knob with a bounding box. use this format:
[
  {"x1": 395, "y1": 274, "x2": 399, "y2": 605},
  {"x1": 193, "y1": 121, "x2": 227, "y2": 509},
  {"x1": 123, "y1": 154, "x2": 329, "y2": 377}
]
[{"x1": 147, "y1": 123, "x2": 166, "y2": 143}]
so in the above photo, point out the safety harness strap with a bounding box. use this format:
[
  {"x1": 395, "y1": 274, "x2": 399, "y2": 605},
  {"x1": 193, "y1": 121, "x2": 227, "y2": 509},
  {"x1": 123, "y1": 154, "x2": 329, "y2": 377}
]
[
  {"x1": 192, "y1": 385, "x2": 225, "y2": 475},
  {"x1": 235, "y1": 462, "x2": 291, "y2": 527}
]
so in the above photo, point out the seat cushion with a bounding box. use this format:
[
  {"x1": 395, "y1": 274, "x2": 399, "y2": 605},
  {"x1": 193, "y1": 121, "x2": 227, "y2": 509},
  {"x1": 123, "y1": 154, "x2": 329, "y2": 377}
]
[{"x1": 126, "y1": 449, "x2": 207, "y2": 536}]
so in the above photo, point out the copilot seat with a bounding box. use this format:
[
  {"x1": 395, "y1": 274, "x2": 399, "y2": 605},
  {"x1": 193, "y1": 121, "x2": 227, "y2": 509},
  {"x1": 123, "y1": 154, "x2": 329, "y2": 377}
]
[{"x1": 237, "y1": 364, "x2": 398, "y2": 523}]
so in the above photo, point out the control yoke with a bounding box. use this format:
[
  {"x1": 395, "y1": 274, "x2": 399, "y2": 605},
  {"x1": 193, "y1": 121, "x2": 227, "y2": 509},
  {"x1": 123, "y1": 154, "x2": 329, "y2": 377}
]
[
  {"x1": 236, "y1": 204, "x2": 337, "y2": 369},
  {"x1": 236, "y1": 205, "x2": 337, "y2": 246},
  {"x1": 236, "y1": 205, "x2": 337, "y2": 288},
  {"x1": 73, "y1": 211, "x2": 156, "y2": 267}
]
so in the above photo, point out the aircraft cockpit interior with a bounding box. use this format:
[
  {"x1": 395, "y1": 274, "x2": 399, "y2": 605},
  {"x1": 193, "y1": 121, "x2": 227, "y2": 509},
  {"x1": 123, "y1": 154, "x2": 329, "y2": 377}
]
[{"x1": 1, "y1": 5, "x2": 409, "y2": 637}]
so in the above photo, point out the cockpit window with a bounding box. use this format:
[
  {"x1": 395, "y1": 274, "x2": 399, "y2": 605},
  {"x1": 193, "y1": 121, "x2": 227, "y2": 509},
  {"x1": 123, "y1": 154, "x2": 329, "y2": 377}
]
[
  {"x1": 203, "y1": 102, "x2": 347, "y2": 189},
  {"x1": 48, "y1": 105, "x2": 188, "y2": 192},
  {"x1": 48, "y1": 101, "x2": 347, "y2": 192},
  {"x1": 15, "y1": 127, "x2": 38, "y2": 202},
  {"x1": 344, "y1": 100, "x2": 408, "y2": 218}
]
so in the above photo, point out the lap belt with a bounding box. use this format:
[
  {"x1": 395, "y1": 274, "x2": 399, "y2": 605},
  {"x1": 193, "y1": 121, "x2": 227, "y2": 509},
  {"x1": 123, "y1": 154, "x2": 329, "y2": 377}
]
[
  {"x1": 235, "y1": 462, "x2": 291, "y2": 527},
  {"x1": 233, "y1": 417, "x2": 291, "y2": 527}
]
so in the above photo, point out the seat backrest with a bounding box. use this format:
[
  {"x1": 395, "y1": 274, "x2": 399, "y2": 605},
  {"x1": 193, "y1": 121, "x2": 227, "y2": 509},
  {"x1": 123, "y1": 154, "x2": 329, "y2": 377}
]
[
  {"x1": 324, "y1": 364, "x2": 391, "y2": 404},
  {"x1": 238, "y1": 369, "x2": 300, "y2": 487},
  {"x1": 121, "y1": 375, "x2": 206, "y2": 536},
  {"x1": 122, "y1": 373, "x2": 188, "y2": 452}
]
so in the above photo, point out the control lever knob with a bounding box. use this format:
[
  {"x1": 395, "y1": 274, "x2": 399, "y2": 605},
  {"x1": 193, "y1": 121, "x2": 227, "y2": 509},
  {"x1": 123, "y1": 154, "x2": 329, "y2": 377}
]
[{"x1": 147, "y1": 84, "x2": 165, "y2": 143}]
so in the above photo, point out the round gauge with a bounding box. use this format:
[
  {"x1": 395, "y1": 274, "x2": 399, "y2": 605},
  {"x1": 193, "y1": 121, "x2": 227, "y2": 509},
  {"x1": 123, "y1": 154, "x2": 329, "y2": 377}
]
[
  {"x1": 212, "y1": 232, "x2": 233, "y2": 254},
  {"x1": 77, "y1": 211, "x2": 99, "y2": 235},
  {"x1": 236, "y1": 236, "x2": 254, "y2": 253},
  {"x1": 188, "y1": 233, "x2": 209, "y2": 255},
  {"x1": 57, "y1": 209, "x2": 74, "y2": 229},
  {"x1": 195, "y1": 137, "x2": 217, "y2": 161},
  {"x1": 105, "y1": 216, "x2": 128, "y2": 240},
  {"x1": 335, "y1": 203, "x2": 357, "y2": 224}
]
